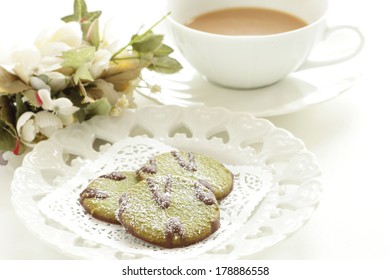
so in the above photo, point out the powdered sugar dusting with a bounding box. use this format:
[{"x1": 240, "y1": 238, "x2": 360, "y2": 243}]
[
  {"x1": 99, "y1": 172, "x2": 127, "y2": 181},
  {"x1": 194, "y1": 180, "x2": 216, "y2": 205},
  {"x1": 166, "y1": 217, "x2": 186, "y2": 240},
  {"x1": 116, "y1": 193, "x2": 129, "y2": 221},
  {"x1": 146, "y1": 176, "x2": 172, "y2": 209},
  {"x1": 171, "y1": 151, "x2": 197, "y2": 172}
]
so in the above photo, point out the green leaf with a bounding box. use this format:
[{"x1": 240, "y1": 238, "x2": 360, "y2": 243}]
[
  {"x1": 0, "y1": 120, "x2": 17, "y2": 153},
  {"x1": 153, "y1": 44, "x2": 174, "y2": 57},
  {"x1": 74, "y1": 64, "x2": 94, "y2": 84},
  {"x1": 0, "y1": 66, "x2": 31, "y2": 94},
  {"x1": 61, "y1": 0, "x2": 101, "y2": 23},
  {"x1": 75, "y1": 108, "x2": 86, "y2": 123},
  {"x1": 0, "y1": 96, "x2": 18, "y2": 153},
  {"x1": 85, "y1": 97, "x2": 111, "y2": 117},
  {"x1": 62, "y1": 47, "x2": 95, "y2": 83},
  {"x1": 0, "y1": 95, "x2": 16, "y2": 127},
  {"x1": 62, "y1": 47, "x2": 95, "y2": 69},
  {"x1": 132, "y1": 34, "x2": 164, "y2": 53},
  {"x1": 148, "y1": 56, "x2": 183, "y2": 74},
  {"x1": 15, "y1": 93, "x2": 29, "y2": 120},
  {"x1": 111, "y1": 13, "x2": 171, "y2": 60},
  {"x1": 61, "y1": 0, "x2": 102, "y2": 42},
  {"x1": 22, "y1": 89, "x2": 41, "y2": 108},
  {"x1": 130, "y1": 31, "x2": 152, "y2": 45}
]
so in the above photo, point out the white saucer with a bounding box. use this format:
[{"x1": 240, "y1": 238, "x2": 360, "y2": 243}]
[{"x1": 138, "y1": 59, "x2": 359, "y2": 117}]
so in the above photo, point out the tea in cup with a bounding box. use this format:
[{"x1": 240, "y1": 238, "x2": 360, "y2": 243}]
[{"x1": 163, "y1": 0, "x2": 364, "y2": 89}]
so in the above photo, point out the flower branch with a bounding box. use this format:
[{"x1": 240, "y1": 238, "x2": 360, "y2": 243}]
[{"x1": 0, "y1": 0, "x2": 182, "y2": 164}]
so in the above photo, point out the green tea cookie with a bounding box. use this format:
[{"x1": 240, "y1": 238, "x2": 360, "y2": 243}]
[
  {"x1": 136, "y1": 151, "x2": 234, "y2": 200},
  {"x1": 117, "y1": 175, "x2": 220, "y2": 248},
  {"x1": 79, "y1": 171, "x2": 139, "y2": 224}
]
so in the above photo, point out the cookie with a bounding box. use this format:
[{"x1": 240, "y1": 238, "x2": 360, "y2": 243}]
[
  {"x1": 79, "y1": 171, "x2": 139, "y2": 224},
  {"x1": 136, "y1": 151, "x2": 234, "y2": 200},
  {"x1": 117, "y1": 175, "x2": 220, "y2": 248}
]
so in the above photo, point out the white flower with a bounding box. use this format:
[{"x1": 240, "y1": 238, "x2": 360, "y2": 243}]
[
  {"x1": 89, "y1": 49, "x2": 111, "y2": 79},
  {"x1": 45, "y1": 72, "x2": 69, "y2": 93},
  {"x1": 38, "y1": 56, "x2": 64, "y2": 74},
  {"x1": 16, "y1": 112, "x2": 39, "y2": 144},
  {"x1": 93, "y1": 79, "x2": 118, "y2": 105},
  {"x1": 33, "y1": 22, "x2": 83, "y2": 74},
  {"x1": 35, "y1": 111, "x2": 63, "y2": 137},
  {"x1": 12, "y1": 48, "x2": 41, "y2": 84},
  {"x1": 111, "y1": 94, "x2": 130, "y2": 116},
  {"x1": 30, "y1": 73, "x2": 68, "y2": 93},
  {"x1": 116, "y1": 94, "x2": 129, "y2": 108},
  {"x1": 35, "y1": 22, "x2": 82, "y2": 57},
  {"x1": 38, "y1": 89, "x2": 78, "y2": 115},
  {"x1": 99, "y1": 19, "x2": 121, "y2": 53},
  {"x1": 11, "y1": 22, "x2": 83, "y2": 85},
  {"x1": 30, "y1": 76, "x2": 51, "y2": 91},
  {"x1": 16, "y1": 111, "x2": 63, "y2": 145},
  {"x1": 18, "y1": 88, "x2": 79, "y2": 130},
  {"x1": 37, "y1": 89, "x2": 79, "y2": 125}
]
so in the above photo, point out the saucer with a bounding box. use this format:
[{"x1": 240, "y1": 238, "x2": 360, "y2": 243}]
[{"x1": 138, "y1": 59, "x2": 360, "y2": 117}]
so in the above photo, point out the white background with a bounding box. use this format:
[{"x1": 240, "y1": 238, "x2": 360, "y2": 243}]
[{"x1": 0, "y1": 0, "x2": 389, "y2": 261}]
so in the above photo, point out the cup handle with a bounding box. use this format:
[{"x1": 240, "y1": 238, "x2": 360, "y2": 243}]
[{"x1": 299, "y1": 25, "x2": 365, "y2": 70}]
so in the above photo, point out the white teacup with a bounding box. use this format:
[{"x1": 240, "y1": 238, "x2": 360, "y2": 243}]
[{"x1": 163, "y1": 0, "x2": 364, "y2": 89}]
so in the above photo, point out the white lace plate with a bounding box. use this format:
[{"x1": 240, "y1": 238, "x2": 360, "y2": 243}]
[{"x1": 11, "y1": 105, "x2": 322, "y2": 259}]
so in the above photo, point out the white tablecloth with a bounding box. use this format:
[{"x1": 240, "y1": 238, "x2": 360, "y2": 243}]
[{"x1": 1, "y1": 0, "x2": 389, "y2": 259}]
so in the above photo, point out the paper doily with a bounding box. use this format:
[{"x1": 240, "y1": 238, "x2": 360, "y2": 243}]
[{"x1": 38, "y1": 137, "x2": 272, "y2": 259}]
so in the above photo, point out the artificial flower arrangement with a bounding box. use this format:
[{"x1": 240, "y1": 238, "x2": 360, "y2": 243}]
[{"x1": 0, "y1": 0, "x2": 182, "y2": 165}]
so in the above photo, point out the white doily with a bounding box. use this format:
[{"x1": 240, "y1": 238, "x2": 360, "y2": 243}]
[{"x1": 38, "y1": 137, "x2": 272, "y2": 259}]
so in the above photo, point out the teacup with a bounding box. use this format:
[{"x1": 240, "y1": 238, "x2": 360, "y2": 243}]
[{"x1": 163, "y1": 0, "x2": 364, "y2": 89}]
